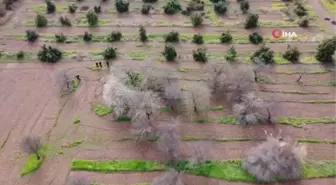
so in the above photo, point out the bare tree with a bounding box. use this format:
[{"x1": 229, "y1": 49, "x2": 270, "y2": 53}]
[
  {"x1": 164, "y1": 82, "x2": 185, "y2": 113},
  {"x1": 141, "y1": 68, "x2": 177, "y2": 94},
  {"x1": 191, "y1": 142, "x2": 212, "y2": 164},
  {"x1": 242, "y1": 131, "x2": 306, "y2": 182},
  {"x1": 103, "y1": 75, "x2": 135, "y2": 117},
  {"x1": 203, "y1": 61, "x2": 231, "y2": 93},
  {"x1": 156, "y1": 118, "x2": 181, "y2": 165},
  {"x1": 251, "y1": 57, "x2": 269, "y2": 82},
  {"x1": 187, "y1": 82, "x2": 211, "y2": 115},
  {"x1": 20, "y1": 136, "x2": 42, "y2": 159},
  {"x1": 233, "y1": 93, "x2": 272, "y2": 125},
  {"x1": 55, "y1": 70, "x2": 72, "y2": 92},
  {"x1": 70, "y1": 175, "x2": 90, "y2": 185},
  {"x1": 131, "y1": 118, "x2": 156, "y2": 141},
  {"x1": 152, "y1": 168, "x2": 184, "y2": 185}
]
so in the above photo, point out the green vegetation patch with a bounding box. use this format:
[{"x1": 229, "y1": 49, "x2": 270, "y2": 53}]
[
  {"x1": 278, "y1": 117, "x2": 336, "y2": 127},
  {"x1": 72, "y1": 159, "x2": 165, "y2": 172},
  {"x1": 73, "y1": 117, "x2": 80, "y2": 124},
  {"x1": 93, "y1": 104, "x2": 113, "y2": 116},
  {"x1": 62, "y1": 140, "x2": 84, "y2": 148},
  {"x1": 71, "y1": 159, "x2": 336, "y2": 181},
  {"x1": 114, "y1": 117, "x2": 132, "y2": 122},
  {"x1": 208, "y1": 105, "x2": 225, "y2": 111},
  {"x1": 21, "y1": 151, "x2": 44, "y2": 176},
  {"x1": 321, "y1": 0, "x2": 336, "y2": 14},
  {"x1": 277, "y1": 68, "x2": 331, "y2": 74},
  {"x1": 297, "y1": 139, "x2": 336, "y2": 144}
]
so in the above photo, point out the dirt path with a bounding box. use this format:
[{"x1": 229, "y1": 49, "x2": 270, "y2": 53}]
[{"x1": 0, "y1": 40, "x2": 319, "y2": 53}]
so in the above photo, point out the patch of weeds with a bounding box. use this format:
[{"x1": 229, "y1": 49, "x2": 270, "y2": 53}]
[
  {"x1": 71, "y1": 159, "x2": 336, "y2": 181},
  {"x1": 278, "y1": 117, "x2": 336, "y2": 127},
  {"x1": 256, "y1": 75, "x2": 274, "y2": 83},
  {"x1": 160, "y1": 106, "x2": 169, "y2": 112},
  {"x1": 277, "y1": 68, "x2": 330, "y2": 74},
  {"x1": 62, "y1": 140, "x2": 84, "y2": 148},
  {"x1": 71, "y1": 159, "x2": 166, "y2": 172},
  {"x1": 57, "y1": 150, "x2": 64, "y2": 154},
  {"x1": 21, "y1": 149, "x2": 45, "y2": 176},
  {"x1": 208, "y1": 105, "x2": 225, "y2": 111},
  {"x1": 305, "y1": 100, "x2": 336, "y2": 104},
  {"x1": 297, "y1": 139, "x2": 336, "y2": 144},
  {"x1": 205, "y1": 8, "x2": 222, "y2": 26},
  {"x1": 114, "y1": 117, "x2": 131, "y2": 122},
  {"x1": 217, "y1": 116, "x2": 236, "y2": 124},
  {"x1": 93, "y1": 104, "x2": 113, "y2": 116},
  {"x1": 321, "y1": 0, "x2": 336, "y2": 14},
  {"x1": 73, "y1": 117, "x2": 80, "y2": 124},
  {"x1": 195, "y1": 118, "x2": 210, "y2": 123},
  {"x1": 326, "y1": 79, "x2": 336, "y2": 86},
  {"x1": 126, "y1": 51, "x2": 148, "y2": 60}
]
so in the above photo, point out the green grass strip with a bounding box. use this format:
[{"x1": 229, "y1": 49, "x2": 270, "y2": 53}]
[
  {"x1": 62, "y1": 140, "x2": 84, "y2": 148},
  {"x1": 198, "y1": 116, "x2": 336, "y2": 127},
  {"x1": 71, "y1": 159, "x2": 336, "y2": 181},
  {"x1": 321, "y1": 0, "x2": 336, "y2": 14},
  {"x1": 93, "y1": 104, "x2": 113, "y2": 116},
  {"x1": 297, "y1": 139, "x2": 336, "y2": 144},
  {"x1": 21, "y1": 152, "x2": 44, "y2": 176},
  {"x1": 72, "y1": 159, "x2": 165, "y2": 172}
]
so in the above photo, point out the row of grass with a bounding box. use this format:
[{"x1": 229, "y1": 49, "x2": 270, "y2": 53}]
[
  {"x1": 257, "y1": 89, "x2": 330, "y2": 95},
  {"x1": 5, "y1": 32, "x2": 321, "y2": 44},
  {"x1": 195, "y1": 116, "x2": 336, "y2": 127},
  {"x1": 0, "y1": 50, "x2": 321, "y2": 65},
  {"x1": 117, "y1": 135, "x2": 336, "y2": 144},
  {"x1": 71, "y1": 159, "x2": 336, "y2": 182},
  {"x1": 321, "y1": 0, "x2": 336, "y2": 14}
]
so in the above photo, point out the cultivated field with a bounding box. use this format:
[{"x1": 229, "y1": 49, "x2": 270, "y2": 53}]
[{"x1": 0, "y1": 0, "x2": 335, "y2": 185}]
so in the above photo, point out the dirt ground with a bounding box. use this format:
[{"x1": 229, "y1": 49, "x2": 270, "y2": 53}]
[{"x1": 0, "y1": 0, "x2": 335, "y2": 185}]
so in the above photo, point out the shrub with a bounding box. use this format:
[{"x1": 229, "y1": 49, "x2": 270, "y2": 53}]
[
  {"x1": 35, "y1": 14, "x2": 48, "y2": 27},
  {"x1": 38, "y1": 44, "x2": 62, "y2": 63},
  {"x1": 59, "y1": 16, "x2": 71, "y2": 26},
  {"x1": 115, "y1": 0, "x2": 129, "y2": 13},
  {"x1": 163, "y1": 0, "x2": 181, "y2": 15},
  {"x1": 294, "y1": 3, "x2": 307, "y2": 17},
  {"x1": 25, "y1": 30, "x2": 39, "y2": 42},
  {"x1": 83, "y1": 31, "x2": 92, "y2": 42},
  {"x1": 68, "y1": 4, "x2": 77, "y2": 13},
  {"x1": 240, "y1": 0, "x2": 249, "y2": 13},
  {"x1": 249, "y1": 32, "x2": 263, "y2": 44},
  {"x1": 183, "y1": 0, "x2": 204, "y2": 15},
  {"x1": 298, "y1": 16, "x2": 309, "y2": 27},
  {"x1": 283, "y1": 45, "x2": 300, "y2": 63},
  {"x1": 94, "y1": 5, "x2": 101, "y2": 13},
  {"x1": 193, "y1": 48, "x2": 207, "y2": 62},
  {"x1": 20, "y1": 136, "x2": 43, "y2": 159},
  {"x1": 143, "y1": 0, "x2": 158, "y2": 2},
  {"x1": 220, "y1": 31, "x2": 232, "y2": 43},
  {"x1": 86, "y1": 11, "x2": 98, "y2": 26},
  {"x1": 139, "y1": 26, "x2": 148, "y2": 42},
  {"x1": 251, "y1": 44, "x2": 274, "y2": 64},
  {"x1": 192, "y1": 34, "x2": 203, "y2": 44},
  {"x1": 16, "y1": 51, "x2": 24, "y2": 59},
  {"x1": 214, "y1": 1, "x2": 227, "y2": 14},
  {"x1": 46, "y1": 0, "x2": 56, "y2": 14},
  {"x1": 315, "y1": 36, "x2": 336, "y2": 63},
  {"x1": 225, "y1": 46, "x2": 237, "y2": 61},
  {"x1": 141, "y1": 4, "x2": 152, "y2": 14},
  {"x1": 165, "y1": 30, "x2": 179, "y2": 42},
  {"x1": 103, "y1": 47, "x2": 117, "y2": 60},
  {"x1": 244, "y1": 13, "x2": 259, "y2": 29},
  {"x1": 242, "y1": 135, "x2": 304, "y2": 182},
  {"x1": 107, "y1": 31, "x2": 122, "y2": 42},
  {"x1": 210, "y1": 0, "x2": 223, "y2": 3},
  {"x1": 190, "y1": 12, "x2": 203, "y2": 27},
  {"x1": 55, "y1": 33, "x2": 67, "y2": 43},
  {"x1": 163, "y1": 44, "x2": 177, "y2": 61}
]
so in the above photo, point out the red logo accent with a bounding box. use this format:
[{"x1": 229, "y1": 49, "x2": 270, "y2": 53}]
[{"x1": 272, "y1": 29, "x2": 282, "y2": 39}]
